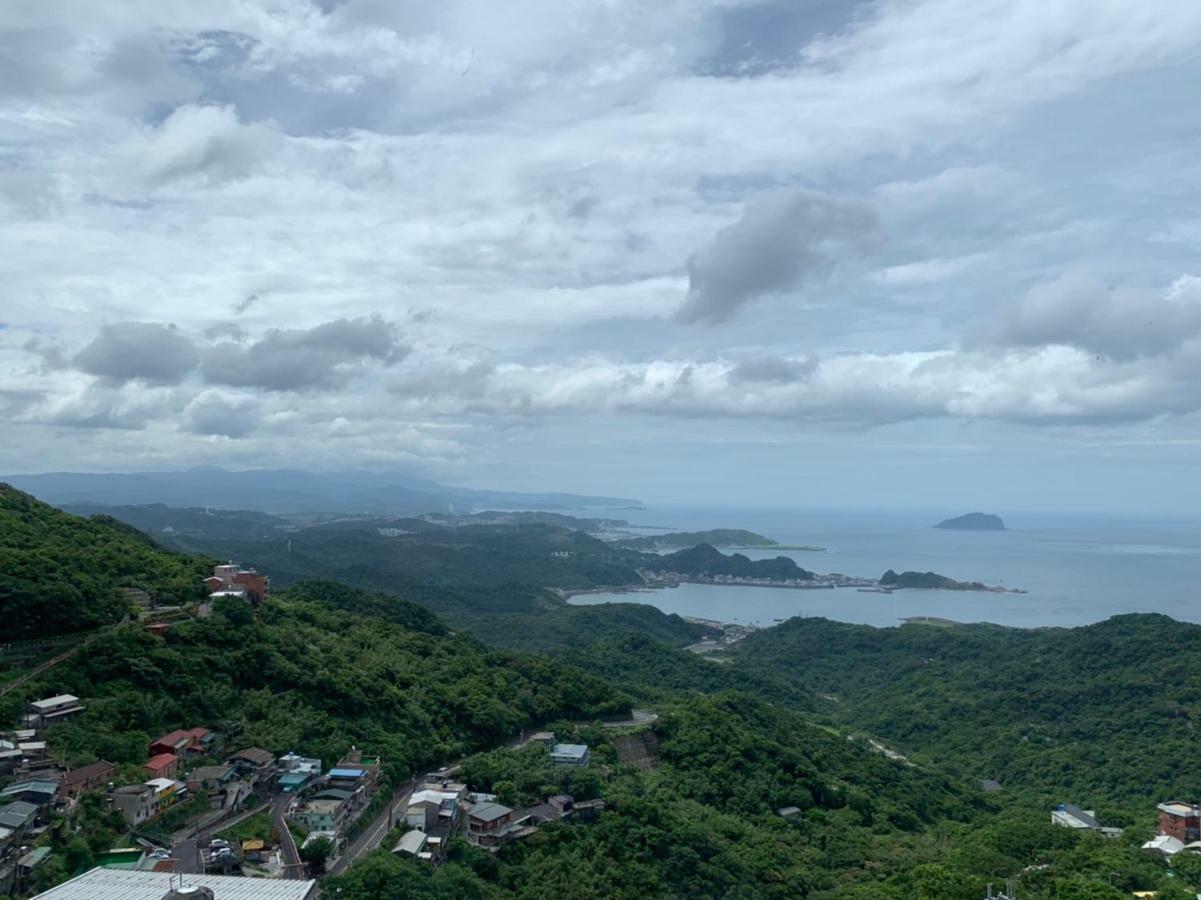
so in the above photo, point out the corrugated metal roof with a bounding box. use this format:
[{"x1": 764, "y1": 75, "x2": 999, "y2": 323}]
[
  {"x1": 328, "y1": 767, "x2": 365, "y2": 778},
  {"x1": 32, "y1": 868, "x2": 316, "y2": 899}
]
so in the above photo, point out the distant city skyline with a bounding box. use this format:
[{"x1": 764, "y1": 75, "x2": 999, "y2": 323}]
[{"x1": 4, "y1": 2, "x2": 1201, "y2": 514}]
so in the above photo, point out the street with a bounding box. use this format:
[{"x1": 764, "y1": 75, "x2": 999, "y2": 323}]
[{"x1": 273, "y1": 794, "x2": 306, "y2": 879}]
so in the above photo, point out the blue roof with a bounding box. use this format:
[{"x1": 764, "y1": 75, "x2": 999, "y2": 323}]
[{"x1": 328, "y1": 768, "x2": 365, "y2": 778}]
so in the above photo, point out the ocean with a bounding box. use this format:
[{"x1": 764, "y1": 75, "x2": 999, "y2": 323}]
[{"x1": 569, "y1": 507, "x2": 1201, "y2": 629}]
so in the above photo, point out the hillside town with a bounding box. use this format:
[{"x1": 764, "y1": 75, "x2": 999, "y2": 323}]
[{"x1": 0, "y1": 563, "x2": 611, "y2": 898}]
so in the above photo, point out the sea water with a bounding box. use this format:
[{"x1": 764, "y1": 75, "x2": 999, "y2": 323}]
[{"x1": 569, "y1": 507, "x2": 1201, "y2": 628}]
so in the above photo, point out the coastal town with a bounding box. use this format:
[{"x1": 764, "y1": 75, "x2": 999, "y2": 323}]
[{"x1": 0, "y1": 564, "x2": 610, "y2": 899}]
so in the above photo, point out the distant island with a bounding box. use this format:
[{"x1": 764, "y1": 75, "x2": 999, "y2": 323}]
[
  {"x1": 935, "y1": 512, "x2": 1006, "y2": 531},
  {"x1": 881, "y1": 569, "x2": 1024, "y2": 593},
  {"x1": 616, "y1": 529, "x2": 823, "y2": 552}
]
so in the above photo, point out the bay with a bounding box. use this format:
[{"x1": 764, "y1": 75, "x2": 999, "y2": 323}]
[{"x1": 570, "y1": 507, "x2": 1201, "y2": 628}]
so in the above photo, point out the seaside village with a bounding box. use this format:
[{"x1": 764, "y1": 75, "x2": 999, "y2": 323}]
[{"x1": 0, "y1": 563, "x2": 604, "y2": 899}]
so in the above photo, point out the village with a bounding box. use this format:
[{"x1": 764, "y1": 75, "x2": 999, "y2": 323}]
[{"x1": 0, "y1": 563, "x2": 608, "y2": 899}]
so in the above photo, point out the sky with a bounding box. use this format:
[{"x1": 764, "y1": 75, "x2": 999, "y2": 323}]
[{"x1": 4, "y1": 0, "x2": 1201, "y2": 513}]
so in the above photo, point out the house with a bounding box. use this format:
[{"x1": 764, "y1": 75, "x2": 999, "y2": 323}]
[
  {"x1": 188, "y1": 765, "x2": 236, "y2": 791},
  {"x1": 277, "y1": 753, "x2": 322, "y2": 793},
  {"x1": 0, "y1": 778, "x2": 60, "y2": 807},
  {"x1": 144, "y1": 778, "x2": 185, "y2": 812},
  {"x1": 107, "y1": 784, "x2": 156, "y2": 826},
  {"x1": 227, "y1": 747, "x2": 276, "y2": 781},
  {"x1": 0, "y1": 800, "x2": 40, "y2": 844},
  {"x1": 392, "y1": 830, "x2": 428, "y2": 857},
  {"x1": 149, "y1": 727, "x2": 212, "y2": 758},
  {"x1": 527, "y1": 731, "x2": 556, "y2": 747},
  {"x1": 1049, "y1": 802, "x2": 1121, "y2": 837},
  {"x1": 291, "y1": 794, "x2": 351, "y2": 833},
  {"x1": 60, "y1": 761, "x2": 116, "y2": 799},
  {"x1": 205, "y1": 563, "x2": 271, "y2": 605},
  {"x1": 24, "y1": 694, "x2": 84, "y2": 728},
  {"x1": 549, "y1": 743, "x2": 590, "y2": 767},
  {"x1": 1142, "y1": 834, "x2": 1186, "y2": 856},
  {"x1": 466, "y1": 801, "x2": 517, "y2": 847},
  {"x1": 19, "y1": 740, "x2": 48, "y2": 760},
  {"x1": 1051, "y1": 803, "x2": 1099, "y2": 830},
  {"x1": 572, "y1": 798, "x2": 606, "y2": 821},
  {"x1": 144, "y1": 753, "x2": 179, "y2": 779},
  {"x1": 335, "y1": 748, "x2": 382, "y2": 792},
  {"x1": 1157, "y1": 801, "x2": 1201, "y2": 842},
  {"x1": 404, "y1": 784, "x2": 465, "y2": 833},
  {"x1": 27, "y1": 867, "x2": 317, "y2": 899}
]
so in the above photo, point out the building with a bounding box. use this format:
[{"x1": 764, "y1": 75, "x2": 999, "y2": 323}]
[
  {"x1": 0, "y1": 779, "x2": 59, "y2": 807},
  {"x1": 144, "y1": 753, "x2": 179, "y2": 779},
  {"x1": 1050, "y1": 803, "x2": 1100, "y2": 830},
  {"x1": 276, "y1": 753, "x2": 321, "y2": 793},
  {"x1": 150, "y1": 728, "x2": 211, "y2": 758},
  {"x1": 60, "y1": 761, "x2": 116, "y2": 799},
  {"x1": 205, "y1": 563, "x2": 271, "y2": 605},
  {"x1": 290, "y1": 793, "x2": 351, "y2": 833},
  {"x1": 1157, "y1": 801, "x2": 1201, "y2": 842},
  {"x1": 404, "y1": 784, "x2": 465, "y2": 833},
  {"x1": 392, "y1": 829, "x2": 430, "y2": 859},
  {"x1": 334, "y1": 748, "x2": 382, "y2": 792},
  {"x1": 549, "y1": 743, "x2": 590, "y2": 767},
  {"x1": 466, "y1": 801, "x2": 515, "y2": 847},
  {"x1": 227, "y1": 747, "x2": 276, "y2": 781},
  {"x1": 24, "y1": 694, "x2": 85, "y2": 728},
  {"x1": 107, "y1": 784, "x2": 156, "y2": 827},
  {"x1": 0, "y1": 800, "x2": 40, "y2": 846},
  {"x1": 187, "y1": 765, "x2": 236, "y2": 792},
  {"x1": 1142, "y1": 834, "x2": 1185, "y2": 856},
  {"x1": 30, "y1": 867, "x2": 317, "y2": 899},
  {"x1": 144, "y1": 778, "x2": 186, "y2": 813}
]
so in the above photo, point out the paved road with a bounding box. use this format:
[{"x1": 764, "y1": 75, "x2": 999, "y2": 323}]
[
  {"x1": 273, "y1": 795, "x2": 305, "y2": 879},
  {"x1": 326, "y1": 778, "x2": 417, "y2": 877}
]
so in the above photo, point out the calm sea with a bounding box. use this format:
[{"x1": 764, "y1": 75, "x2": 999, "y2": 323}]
[{"x1": 570, "y1": 507, "x2": 1201, "y2": 629}]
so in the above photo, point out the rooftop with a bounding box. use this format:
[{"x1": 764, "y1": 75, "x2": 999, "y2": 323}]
[
  {"x1": 469, "y1": 801, "x2": 514, "y2": 823},
  {"x1": 1157, "y1": 800, "x2": 1201, "y2": 817},
  {"x1": 145, "y1": 753, "x2": 178, "y2": 771},
  {"x1": 63, "y1": 761, "x2": 115, "y2": 786},
  {"x1": 29, "y1": 694, "x2": 80, "y2": 711},
  {"x1": 0, "y1": 779, "x2": 59, "y2": 799},
  {"x1": 0, "y1": 801, "x2": 39, "y2": 828},
  {"x1": 328, "y1": 767, "x2": 365, "y2": 778},
  {"x1": 31, "y1": 867, "x2": 316, "y2": 899}
]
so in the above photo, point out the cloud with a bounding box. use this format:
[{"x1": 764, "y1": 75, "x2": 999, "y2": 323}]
[
  {"x1": 728, "y1": 355, "x2": 817, "y2": 384},
  {"x1": 988, "y1": 272, "x2": 1201, "y2": 359},
  {"x1": 73, "y1": 322, "x2": 200, "y2": 384},
  {"x1": 676, "y1": 188, "x2": 876, "y2": 324},
  {"x1": 137, "y1": 104, "x2": 279, "y2": 187},
  {"x1": 201, "y1": 316, "x2": 409, "y2": 391},
  {"x1": 185, "y1": 390, "x2": 259, "y2": 438}
]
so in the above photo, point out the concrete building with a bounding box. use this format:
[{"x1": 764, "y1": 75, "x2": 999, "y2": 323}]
[
  {"x1": 549, "y1": 743, "x2": 590, "y2": 767},
  {"x1": 205, "y1": 563, "x2": 271, "y2": 605},
  {"x1": 24, "y1": 695, "x2": 84, "y2": 728},
  {"x1": 107, "y1": 784, "x2": 156, "y2": 827},
  {"x1": 1157, "y1": 801, "x2": 1201, "y2": 842},
  {"x1": 226, "y1": 747, "x2": 276, "y2": 781},
  {"x1": 30, "y1": 867, "x2": 316, "y2": 899}
]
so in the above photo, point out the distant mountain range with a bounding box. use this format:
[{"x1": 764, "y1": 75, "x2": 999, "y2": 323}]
[{"x1": 0, "y1": 467, "x2": 643, "y2": 517}]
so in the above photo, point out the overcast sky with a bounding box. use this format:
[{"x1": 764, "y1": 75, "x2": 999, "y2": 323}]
[{"x1": 4, "y1": 0, "x2": 1201, "y2": 513}]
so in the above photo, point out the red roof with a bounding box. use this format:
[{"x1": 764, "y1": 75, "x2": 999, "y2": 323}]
[
  {"x1": 187, "y1": 727, "x2": 211, "y2": 742},
  {"x1": 151, "y1": 730, "x2": 193, "y2": 751},
  {"x1": 145, "y1": 753, "x2": 178, "y2": 774}
]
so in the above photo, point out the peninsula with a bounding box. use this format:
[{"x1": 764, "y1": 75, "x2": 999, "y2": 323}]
[{"x1": 936, "y1": 512, "x2": 1006, "y2": 531}]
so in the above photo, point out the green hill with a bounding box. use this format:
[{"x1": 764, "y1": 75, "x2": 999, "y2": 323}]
[
  {"x1": 656, "y1": 542, "x2": 816, "y2": 580},
  {"x1": 616, "y1": 528, "x2": 778, "y2": 550},
  {"x1": 0, "y1": 484, "x2": 211, "y2": 640}
]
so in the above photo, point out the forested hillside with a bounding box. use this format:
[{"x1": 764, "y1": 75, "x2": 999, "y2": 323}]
[
  {"x1": 0, "y1": 484, "x2": 211, "y2": 639},
  {"x1": 73, "y1": 507, "x2": 714, "y2": 651},
  {"x1": 732, "y1": 614, "x2": 1201, "y2": 804}
]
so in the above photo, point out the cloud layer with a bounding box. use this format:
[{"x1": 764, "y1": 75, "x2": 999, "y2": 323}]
[{"x1": 2, "y1": 0, "x2": 1201, "y2": 506}]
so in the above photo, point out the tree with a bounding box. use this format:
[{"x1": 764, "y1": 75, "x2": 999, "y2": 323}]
[{"x1": 299, "y1": 835, "x2": 333, "y2": 874}]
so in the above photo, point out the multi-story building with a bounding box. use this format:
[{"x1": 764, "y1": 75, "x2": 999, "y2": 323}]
[
  {"x1": 1157, "y1": 801, "x2": 1201, "y2": 842},
  {"x1": 204, "y1": 563, "x2": 271, "y2": 605}
]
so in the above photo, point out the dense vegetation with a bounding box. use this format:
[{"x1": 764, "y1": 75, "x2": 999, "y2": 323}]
[
  {"x1": 60, "y1": 502, "x2": 293, "y2": 542},
  {"x1": 879, "y1": 569, "x2": 996, "y2": 591},
  {"x1": 653, "y1": 542, "x2": 815, "y2": 580},
  {"x1": 7, "y1": 489, "x2": 1201, "y2": 898},
  {"x1": 0, "y1": 484, "x2": 211, "y2": 639},
  {"x1": 73, "y1": 507, "x2": 713, "y2": 651},
  {"x1": 732, "y1": 614, "x2": 1201, "y2": 806},
  {"x1": 615, "y1": 528, "x2": 777, "y2": 550}
]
